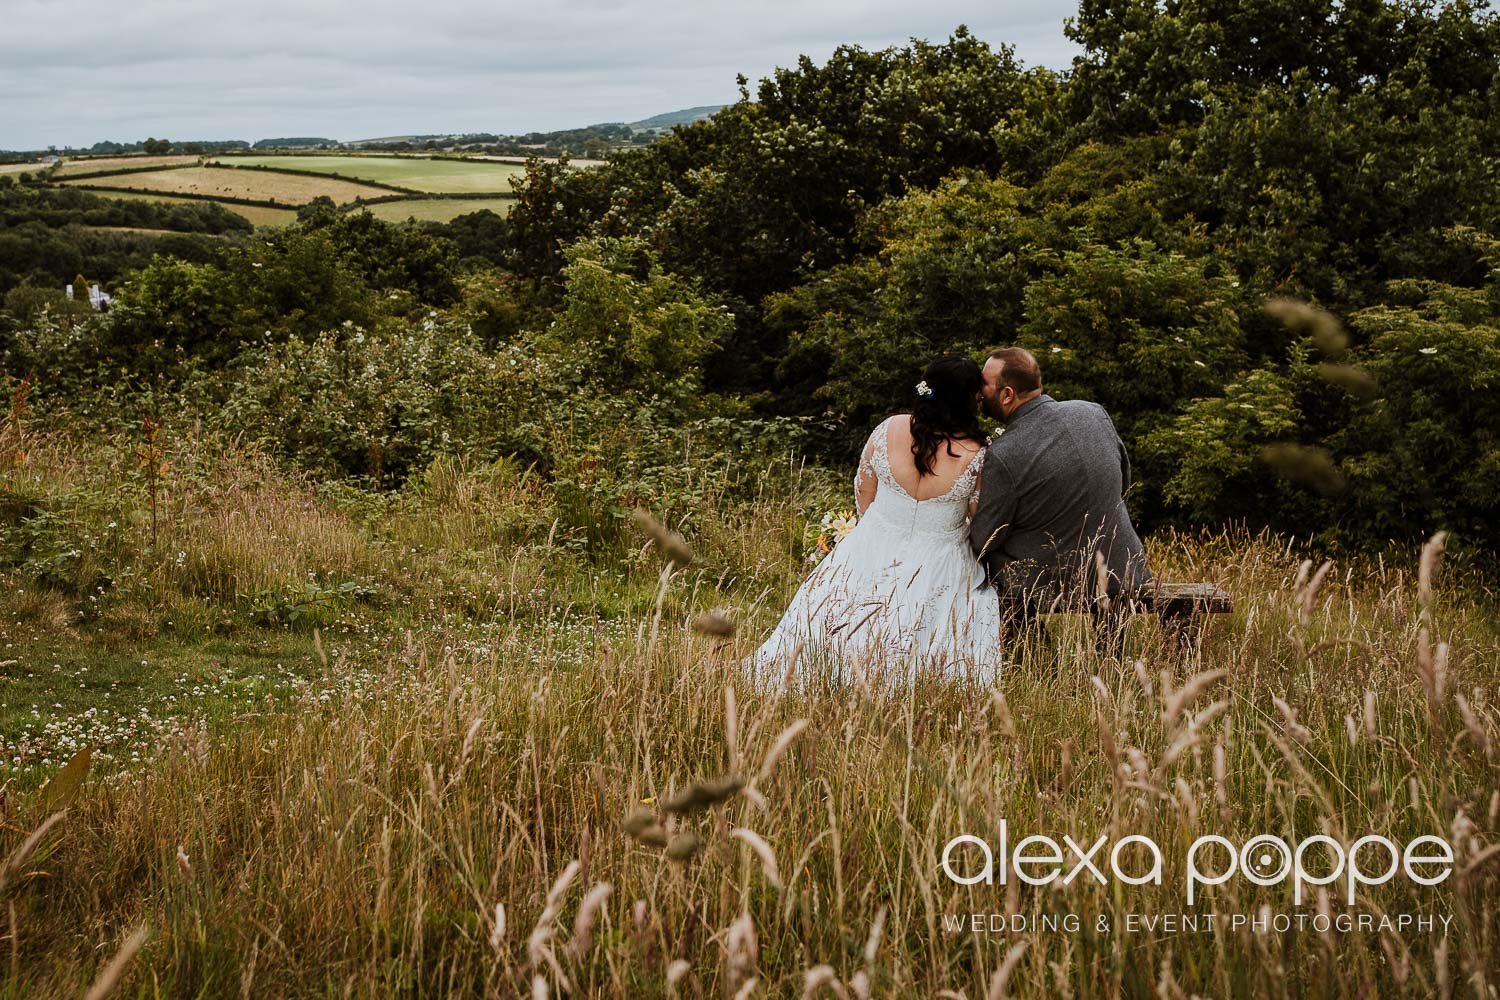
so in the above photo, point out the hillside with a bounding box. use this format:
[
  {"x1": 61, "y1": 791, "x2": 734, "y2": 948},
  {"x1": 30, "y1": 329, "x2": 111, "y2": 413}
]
[{"x1": 629, "y1": 104, "x2": 727, "y2": 129}]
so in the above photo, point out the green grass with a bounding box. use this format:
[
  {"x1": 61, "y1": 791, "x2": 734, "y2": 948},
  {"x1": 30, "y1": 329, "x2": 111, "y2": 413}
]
[
  {"x1": 212, "y1": 154, "x2": 528, "y2": 194},
  {"x1": 0, "y1": 629, "x2": 323, "y2": 772},
  {"x1": 360, "y1": 196, "x2": 515, "y2": 222}
]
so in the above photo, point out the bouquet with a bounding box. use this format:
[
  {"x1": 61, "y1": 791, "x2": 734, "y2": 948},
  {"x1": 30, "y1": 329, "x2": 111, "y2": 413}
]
[{"x1": 805, "y1": 509, "x2": 858, "y2": 564}]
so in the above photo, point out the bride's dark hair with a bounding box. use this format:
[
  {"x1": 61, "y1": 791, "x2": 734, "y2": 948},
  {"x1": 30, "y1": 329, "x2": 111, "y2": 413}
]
[{"x1": 910, "y1": 355, "x2": 985, "y2": 476}]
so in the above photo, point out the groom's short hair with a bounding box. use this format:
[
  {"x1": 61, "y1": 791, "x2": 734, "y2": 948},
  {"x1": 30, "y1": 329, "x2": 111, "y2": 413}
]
[{"x1": 988, "y1": 347, "x2": 1042, "y2": 393}]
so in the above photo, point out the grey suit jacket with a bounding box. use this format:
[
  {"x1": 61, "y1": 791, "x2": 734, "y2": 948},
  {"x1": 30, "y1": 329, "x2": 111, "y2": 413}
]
[{"x1": 968, "y1": 394, "x2": 1150, "y2": 607}]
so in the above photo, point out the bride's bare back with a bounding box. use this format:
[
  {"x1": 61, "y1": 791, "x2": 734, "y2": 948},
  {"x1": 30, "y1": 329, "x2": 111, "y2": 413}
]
[
  {"x1": 883, "y1": 415, "x2": 982, "y2": 498},
  {"x1": 856, "y1": 414, "x2": 983, "y2": 513}
]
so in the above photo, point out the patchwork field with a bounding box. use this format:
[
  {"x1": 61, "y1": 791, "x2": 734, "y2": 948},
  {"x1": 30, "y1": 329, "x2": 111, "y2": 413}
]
[
  {"x1": 361, "y1": 196, "x2": 515, "y2": 222},
  {"x1": 212, "y1": 154, "x2": 527, "y2": 193},
  {"x1": 53, "y1": 154, "x2": 200, "y2": 177},
  {"x1": 63, "y1": 166, "x2": 390, "y2": 206},
  {"x1": 94, "y1": 190, "x2": 300, "y2": 226}
]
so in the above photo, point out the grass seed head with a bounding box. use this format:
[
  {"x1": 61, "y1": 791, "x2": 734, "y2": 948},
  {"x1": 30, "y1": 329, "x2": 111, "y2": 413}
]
[
  {"x1": 83, "y1": 924, "x2": 150, "y2": 1000},
  {"x1": 1316, "y1": 362, "x2": 1378, "y2": 399},
  {"x1": 1418, "y1": 531, "x2": 1448, "y2": 608},
  {"x1": 662, "y1": 776, "x2": 745, "y2": 814},
  {"x1": 693, "y1": 608, "x2": 737, "y2": 636},
  {"x1": 632, "y1": 508, "x2": 694, "y2": 566},
  {"x1": 803, "y1": 965, "x2": 849, "y2": 999},
  {"x1": 1261, "y1": 444, "x2": 1346, "y2": 496},
  {"x1": 565, "y1": 882, "x2": 613, "y2": 961},
  {"x1": 731, "y1": 827, "x2": 782, "y2": 889},
  {"x1": 665, "y1": 830, "x2": 703, "y2": 862},
  {"x1": 1265, "y1": 297, "x2": 1348, "y2": 357}
]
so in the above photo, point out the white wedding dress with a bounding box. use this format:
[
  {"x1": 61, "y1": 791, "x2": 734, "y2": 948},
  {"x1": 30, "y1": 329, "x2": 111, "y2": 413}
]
[{"x1": 752, "y1": 416, "x2": 1003, "y2": 687}]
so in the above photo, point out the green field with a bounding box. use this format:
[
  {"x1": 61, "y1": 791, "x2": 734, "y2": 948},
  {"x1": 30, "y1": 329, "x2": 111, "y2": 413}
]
[
  {"x1": 65, "y1": 166, "x2": 389, "y2": 207},
  {"x1": 95, "y1": 190, "x2": 299, "y2": 226},
  {"x1": 360, "y1": 196, "x2": 514, "y2": 222},
  {"x1": 53, "y1": 154, "x2": 199, "y2": 177},
  {"x1": 213, "y1": 154, "x2": 527, "y2": 194}
]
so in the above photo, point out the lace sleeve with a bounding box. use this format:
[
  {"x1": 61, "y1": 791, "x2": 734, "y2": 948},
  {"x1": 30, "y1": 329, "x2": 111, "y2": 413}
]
[
  {"x1": 965, "y1": 447, "x2": 987, "y2": 518},
  {"x1": 854, "y1": 420, "x2": 884, "y2": 516}
]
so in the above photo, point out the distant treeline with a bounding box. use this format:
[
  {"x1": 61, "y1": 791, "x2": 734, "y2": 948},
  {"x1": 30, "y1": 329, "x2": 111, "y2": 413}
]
[
  {"x1": 4, "y1": 118, "x2": 684, "y2": 161},
  {"x1": 355, "y1": 123, "x2": 647, "y2": 158},
  {"x1": 251, "y1": 138, "x2": 341, "y2": 149},
  {"x1": 18, "y1": 139, "x2": 252, "y2": 156}
]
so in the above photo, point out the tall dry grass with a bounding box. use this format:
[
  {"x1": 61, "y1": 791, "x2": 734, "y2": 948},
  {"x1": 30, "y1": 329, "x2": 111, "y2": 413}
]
[{"x1": 1, "y1": 429, "x2": 1498, "y2": 998}]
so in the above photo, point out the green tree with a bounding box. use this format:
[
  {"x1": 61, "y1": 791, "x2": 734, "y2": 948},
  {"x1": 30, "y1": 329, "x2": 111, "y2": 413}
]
[
  {"x1": 1139, "y1": 367, "x2": 1304, "y2": 524},
  {"x1": 1330, "y1": 265, "x2": 1500, "y2": 548},
  {"x1": 1063, "y1": 0, "x2": 1498, "y2": 137},
  {"x1": 773, "y1": 173, "x2": 1043, "y2": 446},
  {"x1": 507, "y1": 29, "x2": 1038, "y2": 390},
  {"x1": 541, "y1": 237, "x2": 732, "y2": 397},
  {"x1": 1017, "y1": 240, "x2": 1246, "y2": 447}
]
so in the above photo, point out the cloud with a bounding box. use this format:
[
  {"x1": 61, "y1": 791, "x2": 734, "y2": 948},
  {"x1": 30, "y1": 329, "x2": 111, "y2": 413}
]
[{"x1": 0, "y1": 0, "x2": 1079, "y2": 149}]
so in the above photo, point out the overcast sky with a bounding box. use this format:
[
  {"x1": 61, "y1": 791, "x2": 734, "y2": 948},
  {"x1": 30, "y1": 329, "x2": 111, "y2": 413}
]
[{"x1": 0, "y1": 1, "x2": 1081, "y2": 150}]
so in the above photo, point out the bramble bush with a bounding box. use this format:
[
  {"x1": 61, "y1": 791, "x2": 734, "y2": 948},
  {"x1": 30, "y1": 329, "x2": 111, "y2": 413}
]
[{"x1": 214, "y1": 235, "x2": 804, "y2": 549}]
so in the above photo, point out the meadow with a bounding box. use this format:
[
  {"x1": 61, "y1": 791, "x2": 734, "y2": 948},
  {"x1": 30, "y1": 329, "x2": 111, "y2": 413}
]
[
  {"x1": 62, "y1": 166, "x2": 392, "y2": 206},
  {"x1": 51, "y1": 155, "x2": 200, "y2": 178},
  {"x1": 363, "y1": 196, "x2": 516, "y2": 223},
  {"x1": 212, "y1": 155, "x2": 528, "y2": 194},
  {"x1": 43, "y1": 158, "x2": 522, "y2": 226},
  {"x1": 1, "y1": 412, "x2": 1496, "y2": 998}
]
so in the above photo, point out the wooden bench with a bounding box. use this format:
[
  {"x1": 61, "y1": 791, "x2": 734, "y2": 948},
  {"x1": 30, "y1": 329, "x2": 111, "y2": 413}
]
[
  {"x1": 1130, "y1": 581, "x2": 1234, "y2": 616},
  {"x1": 1001, "y1": 582, "x2": 1234, "y2": 658},
  {"x1": 1106, "y1": 582, "x2": 1234, "y2": 657}
]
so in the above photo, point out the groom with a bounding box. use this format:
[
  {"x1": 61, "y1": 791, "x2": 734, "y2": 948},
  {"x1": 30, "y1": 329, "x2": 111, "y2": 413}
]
[{"x1": 968, "y1": 348, "x2": 1150, "y2": 642}]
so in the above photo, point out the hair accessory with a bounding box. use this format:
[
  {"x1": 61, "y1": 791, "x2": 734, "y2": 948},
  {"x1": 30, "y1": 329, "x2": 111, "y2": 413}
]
[{"x1": 915, "y1": 380, "x2": 933, "y2": 398}]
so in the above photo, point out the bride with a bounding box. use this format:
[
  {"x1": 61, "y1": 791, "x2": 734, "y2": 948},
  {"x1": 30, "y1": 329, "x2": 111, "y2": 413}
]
[{"x1": 753, "y1": 356, "x2": 1002, "y2": 686}]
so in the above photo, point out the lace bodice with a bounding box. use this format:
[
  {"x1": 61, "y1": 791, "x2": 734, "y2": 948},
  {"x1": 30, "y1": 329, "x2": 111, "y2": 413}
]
[{"x1": 854, "y1": 416, "x2": 985, "y2": 536}]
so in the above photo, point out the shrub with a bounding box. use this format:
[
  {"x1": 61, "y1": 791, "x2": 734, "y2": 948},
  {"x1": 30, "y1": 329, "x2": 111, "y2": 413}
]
[
  {"x1": 1330, "y1": 272, "x2": 1500, "y2": 548},
  {"x1": 1016, "y1": 239, "x2": 1246, "y2": 447},
  {"x1": 1138, "y1": 368, "x2": 1303, "y2": 525},
  {"x1": 216, "y1": 317, "x2": 510, "y2": 486}
]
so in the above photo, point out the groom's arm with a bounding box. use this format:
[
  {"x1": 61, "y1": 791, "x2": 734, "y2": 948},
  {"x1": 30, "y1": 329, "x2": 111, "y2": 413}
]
[
  {"x1": 968, "y1": 449, "x2": 1014, "y2": 569},
  {"x1": 1110, "y1": 412, "x2": 1132, "y2": 497},
  {"x1": 1092, "y1": 402, "x2": 1132, "y2": 498}
]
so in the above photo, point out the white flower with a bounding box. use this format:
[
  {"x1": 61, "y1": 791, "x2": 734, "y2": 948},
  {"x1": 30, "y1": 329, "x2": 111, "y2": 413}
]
[
  {"x1": 915, "y1": 380, "x2": 933, "y2": 397},
  {"x1": 1419, "y1": 347, "x2": 1438, "y2": 355}
]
